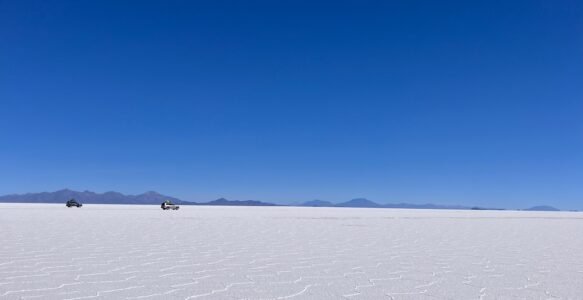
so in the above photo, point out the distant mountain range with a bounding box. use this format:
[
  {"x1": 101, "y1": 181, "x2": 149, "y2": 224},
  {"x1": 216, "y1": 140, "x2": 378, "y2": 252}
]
[
  {"x1": 0, "y1": 189, "x2": 184, "y2": 205},
  {"x1": 0, "y1": 190, "x2": 277, "y2": 207},
  {"x1": 0, "y1": 189, "x2": 562, "y2": 211}
]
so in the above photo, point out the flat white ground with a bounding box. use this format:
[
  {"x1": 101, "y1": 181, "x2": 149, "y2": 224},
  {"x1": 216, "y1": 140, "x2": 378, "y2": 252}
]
[{"x1": 1, "y1": 204, "x2": 582, "y2": 299}]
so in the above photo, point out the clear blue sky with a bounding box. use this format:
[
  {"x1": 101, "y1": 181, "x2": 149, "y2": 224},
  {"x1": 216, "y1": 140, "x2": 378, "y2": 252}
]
[{"x1": 1, "y1": 1, "x2": 582, "y2": 209}]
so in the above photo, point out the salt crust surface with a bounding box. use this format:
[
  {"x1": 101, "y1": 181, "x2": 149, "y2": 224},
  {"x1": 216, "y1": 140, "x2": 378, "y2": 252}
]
[{"x1": 1, "y1": 204, "x2": 582, "y2": 299}]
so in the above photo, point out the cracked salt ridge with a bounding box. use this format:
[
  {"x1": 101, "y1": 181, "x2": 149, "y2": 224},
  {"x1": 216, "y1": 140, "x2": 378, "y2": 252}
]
[{"x1": 1, "y1": 204, "x2": 583, "y2": 299}]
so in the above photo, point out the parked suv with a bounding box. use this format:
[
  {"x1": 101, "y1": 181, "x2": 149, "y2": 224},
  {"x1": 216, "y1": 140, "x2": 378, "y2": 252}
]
[
  {"x1": 161, "y1": 200, "x2": 179, "y2": 210},
  {"x1": 66, "y1": 199, "x2": 82, "y2": 208}
]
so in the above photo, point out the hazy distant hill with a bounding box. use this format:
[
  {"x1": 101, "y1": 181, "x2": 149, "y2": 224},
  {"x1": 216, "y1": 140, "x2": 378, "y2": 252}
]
[
  {"x1": 525, "y1": 205, "x2": 560, "y2": 211},
  {"x1": 335, "y1": 198, "x2": 382, "y2": 208},
  {"x1": 384, "y1": 203, "x2": 470, "y2": 210},
  {"x1": 332, "y1": 198, "x2": 473, "y2": 210},
  {"x1": 0, "y1": 189, "x2": 184, "y2": 205},
  {"x1": 198, "y1": 198, "x2": 277, "y2": 206},
  {"x1": 300, "y1": 200, "x2": 335, "y2": 207}
]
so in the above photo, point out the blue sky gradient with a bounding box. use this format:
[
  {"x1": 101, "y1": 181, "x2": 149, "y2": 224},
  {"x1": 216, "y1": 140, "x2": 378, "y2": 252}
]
[{"x1": 1, "y1": 1, "x2": 582, "y2": 209}]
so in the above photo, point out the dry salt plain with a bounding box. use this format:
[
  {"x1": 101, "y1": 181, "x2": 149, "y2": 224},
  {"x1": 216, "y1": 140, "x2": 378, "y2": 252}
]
[{"x1": 1, "y1": 204, "x2": 583, "y2": 300}]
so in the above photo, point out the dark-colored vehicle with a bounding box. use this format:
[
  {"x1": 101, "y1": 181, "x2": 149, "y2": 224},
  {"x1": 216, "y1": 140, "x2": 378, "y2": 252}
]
[
  {"x1": 66, "y1": 199, "x2": 82, "y2": 208},
  {"x1": 161, "y1": 201, "x2": 179, "y2": 210}
]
